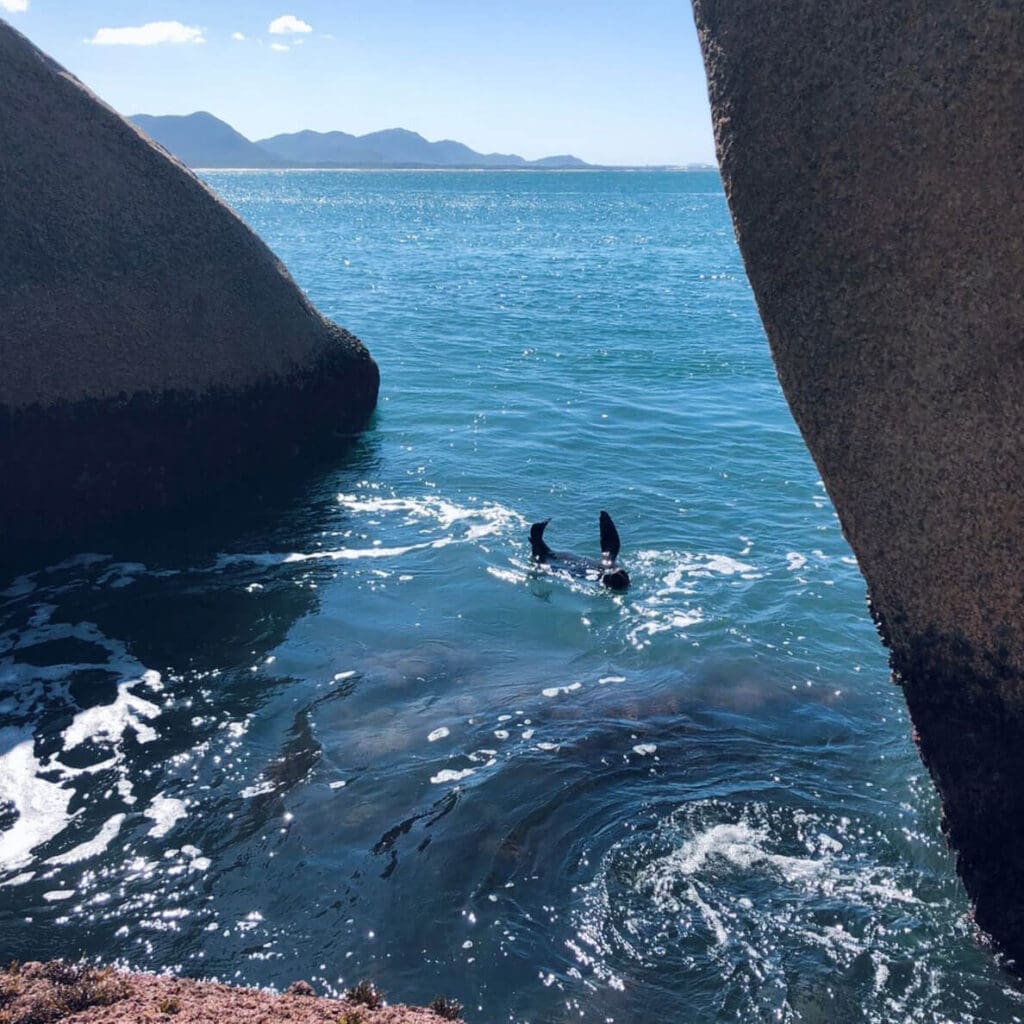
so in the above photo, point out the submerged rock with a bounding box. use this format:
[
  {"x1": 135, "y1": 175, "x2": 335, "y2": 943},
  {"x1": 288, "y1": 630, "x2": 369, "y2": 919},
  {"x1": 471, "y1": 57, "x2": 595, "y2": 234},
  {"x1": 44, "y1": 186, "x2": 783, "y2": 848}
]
[
  {"x1": 693, "y1": 1, "x2": 1024, "y2": 961},
  {"x1": 0, "y1": 19, "x2": 378, "y2": 547}
]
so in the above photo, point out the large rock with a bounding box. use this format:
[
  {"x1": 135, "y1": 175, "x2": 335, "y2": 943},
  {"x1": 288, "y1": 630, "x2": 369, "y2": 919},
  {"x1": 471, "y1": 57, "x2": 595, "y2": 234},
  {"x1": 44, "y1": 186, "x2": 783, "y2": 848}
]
[
  {"x1": 692, "y1": 1, "x2": 1024, "y2": 960},
  {"x1": 0, "y1": 20, "x2": 378, "y2": 546}
]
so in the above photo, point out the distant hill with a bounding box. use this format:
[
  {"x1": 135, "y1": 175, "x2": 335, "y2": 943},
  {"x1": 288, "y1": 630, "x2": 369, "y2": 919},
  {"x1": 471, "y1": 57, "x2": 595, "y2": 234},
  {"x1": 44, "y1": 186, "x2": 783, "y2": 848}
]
[
  {"x1": 130, "y1": 112, "x2": 590, "y2": 169},
  {"x1": 261, "y1": 126, "x2": 534, "y2": 168},
  {"x1": 530, "y1": 154, "x2": 589, "y2": 168},
  {"x1": 130, "y1": 112, "x2": 284, "y2": 169},
  {"x1": 255, "y1": 128, "x2": 380, "y2": 167}
]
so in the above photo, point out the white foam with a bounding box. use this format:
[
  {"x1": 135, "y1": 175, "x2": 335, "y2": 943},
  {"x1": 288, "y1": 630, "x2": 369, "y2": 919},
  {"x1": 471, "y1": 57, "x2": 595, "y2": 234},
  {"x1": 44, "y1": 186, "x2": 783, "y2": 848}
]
[
  {"x1": 657, "y1": 568, "x2": 697, "y2": 594},
  {"x1": 640, "y1": 819, "x2": 919, "y2": 912},
  {"x1": 669, "y1": 611, "x2": 703, "y2": 629},
  {"x1": 47, "y1": 813, "x2": 126, "y2": 865},
  {"x1": 182, "y1": 846, "x2": 211, "y2": 872},
  {"x1": 818, "y1": 832, "x2": 843, "y2": 854},
  {"x1": 0, "y1": 581, "x2": 267, "y2": 881},
  {"x1": 873, "y1": 956, "x2": 890, "y2": 992},
  {"x1": 703, "y1": 555, "x2": 756, "y2": 576},
  {"x1": 786, "y1": 552, "x2": 808, "y2": 571},
  {"x1": 284, "y1": 543, "x2": 432, "y2": 563},
  {"x1": 542, "y1": 682, "x2": 583, "y2": 698},
  {"x1": 145, "y1": 795, "x2": 187, "y2": 838},
  {"x1": 598, "y1": 675, "x2": 626, "y2": 685},
  {"x1": 430, "y1": 767, "x2": 476, "y2": 784},
  {"x1": 239, "y1": 780, "x2": 276, "y2": 799},
  {"x1": 0, "y1": 727, "x2": 74, "y2": 871},
  {"x1": 643, "y1": 822, "x2": 780, "y2": 884},
  {"x1": 574, "y1": 800, "x2": 935, "y2": 1017},
  {"x1": 626, "y1": 619, "x2": 674, "y2": 649},
  {"x1": 224, "y1": 493, "x2": 526, "y2": 569},
  {"x1": 62, "y1": 673, "x2": 162, "y2": 750},
  {"x1": 687, "y1": 883, "x2": 729, "y2": 945},
  {"x1": 427, "y1": 727, "x2": 450, "y2": 742},
  {"x1": 218, "y1": 543, "x2": 430, "y2": 568},
  {"x1": 654, "y1": 552, "x2": 759, "y2": 583},
  {"x1": 335, "y1": 492, "x2": 524, "y2": 539},
  {"x1": 632, "y1": 744, "x2": 657, "y2": 756},
  {"x1": 43, "y1": 889, "x2": 76, "y2": 902}
]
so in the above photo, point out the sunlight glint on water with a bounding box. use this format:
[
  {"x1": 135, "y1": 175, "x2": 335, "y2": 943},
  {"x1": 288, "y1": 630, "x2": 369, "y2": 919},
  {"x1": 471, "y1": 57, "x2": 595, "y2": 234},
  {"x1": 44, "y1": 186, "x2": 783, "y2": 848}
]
[{"x1": 0, "y1": 171, "x2": 1021, "y2": 1023}]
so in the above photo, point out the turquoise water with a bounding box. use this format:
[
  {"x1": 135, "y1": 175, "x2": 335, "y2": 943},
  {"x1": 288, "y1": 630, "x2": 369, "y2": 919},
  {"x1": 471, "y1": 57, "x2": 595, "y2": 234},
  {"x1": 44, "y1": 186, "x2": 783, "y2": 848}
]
[{"x1": 1, "y1": 170, "x2": 1022, "y2": 1022}]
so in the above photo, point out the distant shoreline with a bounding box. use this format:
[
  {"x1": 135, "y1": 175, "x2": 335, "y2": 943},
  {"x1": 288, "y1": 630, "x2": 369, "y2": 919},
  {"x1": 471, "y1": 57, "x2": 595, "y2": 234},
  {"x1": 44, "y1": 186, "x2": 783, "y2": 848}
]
[
  {"x1": 194, "y1": 165, "x2": 718, "y2": 173},
  {"x1": 131, "y1": 112, "x2": 715, "y2": 174}
]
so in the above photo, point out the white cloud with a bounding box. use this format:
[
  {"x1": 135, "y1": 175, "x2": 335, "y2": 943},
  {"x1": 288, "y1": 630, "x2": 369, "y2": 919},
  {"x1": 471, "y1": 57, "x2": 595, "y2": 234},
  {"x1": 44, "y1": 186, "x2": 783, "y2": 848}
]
[
  {"x1": 270, "y1": 42, "x2": 290, "y2": 52},
  {"x1": 88, "y1": 21, "x2": 205, "y2": 46},
  {"x1": 268, "y1": 14, "x2": 312, "y2": 35},
  {"x1": 0, "y1": 0, "x2": 29, "y2": 13},
  {"x1": 231, "y1": 31, "x2": 246, "y2": 41}
]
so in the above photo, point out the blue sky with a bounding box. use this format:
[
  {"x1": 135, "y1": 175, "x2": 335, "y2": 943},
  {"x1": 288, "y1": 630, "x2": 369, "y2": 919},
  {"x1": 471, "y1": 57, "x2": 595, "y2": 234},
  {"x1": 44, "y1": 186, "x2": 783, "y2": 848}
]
[{"x1": 2, "y1": 0, "x2": 715, "y2": 165}]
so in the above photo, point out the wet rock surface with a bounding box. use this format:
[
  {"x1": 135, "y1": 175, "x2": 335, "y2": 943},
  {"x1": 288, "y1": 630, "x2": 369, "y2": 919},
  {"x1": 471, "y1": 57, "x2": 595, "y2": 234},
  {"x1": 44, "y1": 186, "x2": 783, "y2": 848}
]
[
  {"x1": 0, "y1": 19, "x2": 379, "y2": 546},
  {"x1": 692, "y1": 0, "x2": 1024, "y2": 962}
]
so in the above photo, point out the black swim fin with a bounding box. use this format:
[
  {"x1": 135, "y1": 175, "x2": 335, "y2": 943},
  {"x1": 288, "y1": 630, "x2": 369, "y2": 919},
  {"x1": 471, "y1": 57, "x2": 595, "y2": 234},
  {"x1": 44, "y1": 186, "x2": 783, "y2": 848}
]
[
  {"x1": 530, "y1": 519, "x2": 552, "y2": 559},
  {"x1": 599, "y1": 510, "x2": 621, "y2": 562}
]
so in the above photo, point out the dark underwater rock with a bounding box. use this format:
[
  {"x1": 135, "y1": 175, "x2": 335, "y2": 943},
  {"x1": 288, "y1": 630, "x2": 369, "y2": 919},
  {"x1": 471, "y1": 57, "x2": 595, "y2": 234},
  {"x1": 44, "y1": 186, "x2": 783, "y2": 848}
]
[
  {"x1": 0, "y1": 19, "x2": 378, "y2": 547},
  {"x1": 692, "y1": 0, "x2": 1024, "y2": 962}
]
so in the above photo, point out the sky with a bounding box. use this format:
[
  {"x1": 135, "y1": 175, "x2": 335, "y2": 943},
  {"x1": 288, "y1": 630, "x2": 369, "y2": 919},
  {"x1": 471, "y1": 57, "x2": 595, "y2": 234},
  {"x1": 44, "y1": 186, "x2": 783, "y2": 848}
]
[{"x1": 0, "y1": 0, "x2": 716, "y2": 166}]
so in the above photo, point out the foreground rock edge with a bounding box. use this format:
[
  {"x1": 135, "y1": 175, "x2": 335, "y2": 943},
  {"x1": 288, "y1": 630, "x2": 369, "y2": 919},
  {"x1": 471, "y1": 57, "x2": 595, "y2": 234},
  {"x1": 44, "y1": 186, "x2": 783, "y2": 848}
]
[
  {"x1": 691, "y1": 0, "x2": 1024, "y2": 966},
  {"x1": 0, "y1": 961, "x2": 465, "y2": 1024},
  {"x1": 1, "y1": 18, "x2": 379, "y2": 545}
]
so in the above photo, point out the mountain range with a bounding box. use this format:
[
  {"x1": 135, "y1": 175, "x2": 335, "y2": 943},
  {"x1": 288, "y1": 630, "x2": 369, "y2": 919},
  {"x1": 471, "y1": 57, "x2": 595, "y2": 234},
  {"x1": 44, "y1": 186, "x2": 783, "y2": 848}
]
[{"x1": 129, "y1": 111, "x2": 590, "y2": 170}]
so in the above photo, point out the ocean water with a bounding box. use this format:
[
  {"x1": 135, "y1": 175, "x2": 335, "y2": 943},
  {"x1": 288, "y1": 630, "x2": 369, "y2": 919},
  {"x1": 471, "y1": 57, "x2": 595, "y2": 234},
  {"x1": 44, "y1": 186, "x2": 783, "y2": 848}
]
[{"x1": 1, "y1": 170, "x2": 1021, "y2": 1023}]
